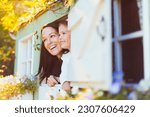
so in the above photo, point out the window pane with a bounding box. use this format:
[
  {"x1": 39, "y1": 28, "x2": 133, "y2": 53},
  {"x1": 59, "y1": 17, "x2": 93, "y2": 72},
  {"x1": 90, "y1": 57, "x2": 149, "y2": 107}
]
[
  {"x1": 28, "y1": 39, "x2": 32, "y2": 59},
  {"x1": 19, "y1": 35, "x2": 33, "y2": 77},
  {"x1": 121, "y1": 0, "x2": 141, "y2": 34},
  {"x1": 22, "y1": 42, "x2": 27, "y2": 61},
  {"x1": 122, "y1": 38, "x2": 144, "y2": 83},
  {"x1": 22, "y1": 63, "x2": 27, "y2": 76},
  {"x1": 27, "y1": 61, "x2": 31, "y2": 75}
]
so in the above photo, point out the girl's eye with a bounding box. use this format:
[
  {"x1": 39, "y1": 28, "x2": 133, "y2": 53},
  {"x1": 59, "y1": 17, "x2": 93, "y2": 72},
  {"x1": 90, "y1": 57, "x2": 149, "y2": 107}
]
[
  {"x1": 60, "y1": 32, "x2": 66, "y2": 36},
  {"x1": 62, "y1": 32, "x2": 66, "y2": 35}
]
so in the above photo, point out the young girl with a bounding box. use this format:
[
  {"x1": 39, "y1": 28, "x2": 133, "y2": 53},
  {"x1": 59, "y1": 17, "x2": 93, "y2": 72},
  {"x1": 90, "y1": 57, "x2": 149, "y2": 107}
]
[{"x1": 59, "y1": 21, "x2": 72, "y2": 92}]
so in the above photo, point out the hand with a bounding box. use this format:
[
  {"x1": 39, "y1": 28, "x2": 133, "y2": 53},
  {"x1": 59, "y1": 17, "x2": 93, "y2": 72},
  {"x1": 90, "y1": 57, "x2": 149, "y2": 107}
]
[
  {"x1": 47, "y1": 75, "x2": 60, "y2": 87},
  {"x1": 62, "y1": 81, "x2": 71, "y2": 92}
]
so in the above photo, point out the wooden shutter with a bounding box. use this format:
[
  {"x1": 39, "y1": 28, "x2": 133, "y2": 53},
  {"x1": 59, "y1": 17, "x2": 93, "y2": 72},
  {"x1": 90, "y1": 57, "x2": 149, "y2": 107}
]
[{"x1": 68, "y1": 0, "x2": 112, "y2": 90}]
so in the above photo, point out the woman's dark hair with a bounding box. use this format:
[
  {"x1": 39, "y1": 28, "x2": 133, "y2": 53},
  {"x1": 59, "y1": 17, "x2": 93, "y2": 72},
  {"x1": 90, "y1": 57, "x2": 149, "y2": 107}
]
[
  {"x1": 37, "y1": 23, "x2": 62, "y2": 84},
  {"x1": 41, "y1": 22, "x2": 59, "y2": 34}
]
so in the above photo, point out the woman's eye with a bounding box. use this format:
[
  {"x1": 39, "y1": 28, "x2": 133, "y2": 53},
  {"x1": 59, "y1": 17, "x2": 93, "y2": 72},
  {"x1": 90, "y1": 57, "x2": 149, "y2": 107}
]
[
  {"x1": 50, "y1": 35, "x2": 55, "y2": 38},
  {"x1": 50, "y1": 35, "x2": 53, "y2": 38},
  {"x1": 43, "y1": 38, "x2": 49, "y2": 43}
]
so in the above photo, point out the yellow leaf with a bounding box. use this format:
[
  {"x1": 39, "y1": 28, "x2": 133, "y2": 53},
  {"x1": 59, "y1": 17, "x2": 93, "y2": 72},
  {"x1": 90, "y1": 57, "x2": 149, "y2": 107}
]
[
  {"x1": 64, "y1": 0, "x2": 75, "y2": 7},
  {"x1": 68, "y1": 0, "x2": 75, "y2": 6}
]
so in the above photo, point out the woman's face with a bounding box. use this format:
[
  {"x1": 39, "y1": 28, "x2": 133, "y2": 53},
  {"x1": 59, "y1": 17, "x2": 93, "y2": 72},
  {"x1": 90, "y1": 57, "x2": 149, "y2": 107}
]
[
  {"x1": 59, "y1": 23, "x2": 71, "y2": 50},
  {"x1": 42, "y1": 27, "x2": 62, "y2": 56}
]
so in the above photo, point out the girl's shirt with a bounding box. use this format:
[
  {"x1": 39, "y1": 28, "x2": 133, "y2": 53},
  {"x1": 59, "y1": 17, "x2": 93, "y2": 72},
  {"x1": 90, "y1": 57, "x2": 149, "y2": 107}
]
[{"x1": 60, "y1": 52, "x2": 71, "y2": 85}]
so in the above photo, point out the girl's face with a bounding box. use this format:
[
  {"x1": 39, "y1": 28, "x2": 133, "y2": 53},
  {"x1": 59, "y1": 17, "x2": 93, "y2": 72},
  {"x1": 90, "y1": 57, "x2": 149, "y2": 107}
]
[
  {"x1": 59, "y1": 23, "x2": 71, "y2": 50},
  {"x1": 42, "y1": 27, "x2": 62, "y2": 56}
]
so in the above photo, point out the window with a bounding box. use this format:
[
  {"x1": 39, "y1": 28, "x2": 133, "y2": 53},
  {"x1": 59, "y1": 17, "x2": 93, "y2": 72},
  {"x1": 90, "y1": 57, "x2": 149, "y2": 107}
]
[
  {"x1": 112, "y1": 0, "x2": 144, "y2": 83},
  {"x1": 17, "y1": 34, "x2": 34, "y2": 77}
]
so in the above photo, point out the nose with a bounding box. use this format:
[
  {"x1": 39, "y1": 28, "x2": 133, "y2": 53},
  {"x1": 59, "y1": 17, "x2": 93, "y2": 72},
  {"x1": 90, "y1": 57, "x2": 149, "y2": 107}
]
[
  {"x1": 59, "y1": 35, "x2": 63, "y2": 41},
  {"x1": 47, "y1": 37, "x2": 52, "y2": 44}
]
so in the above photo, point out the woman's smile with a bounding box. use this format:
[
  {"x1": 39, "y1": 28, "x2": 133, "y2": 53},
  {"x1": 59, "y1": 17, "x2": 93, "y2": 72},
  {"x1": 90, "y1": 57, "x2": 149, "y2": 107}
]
[{"x1": 49, "y1": 44, "x2": 57, "y2": 50}]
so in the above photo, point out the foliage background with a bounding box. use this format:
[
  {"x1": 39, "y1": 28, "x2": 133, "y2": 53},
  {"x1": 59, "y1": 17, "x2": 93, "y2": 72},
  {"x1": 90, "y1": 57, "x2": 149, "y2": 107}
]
[
  {"x1": 0, "y1": 25, "x2": 15, "y2": 77},
  {"x1": 0, "y1": 0, "x2": 74, "y2": 77}
]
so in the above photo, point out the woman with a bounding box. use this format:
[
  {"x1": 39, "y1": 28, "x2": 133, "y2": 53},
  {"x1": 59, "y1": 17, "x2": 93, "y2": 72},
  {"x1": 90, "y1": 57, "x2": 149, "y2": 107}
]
[
  {"x1": 37, "y1": 23, "x2": 62, "y2": 87},
  {"x1": 58, "y1": 21, "x2": 72, "y2": 91}
]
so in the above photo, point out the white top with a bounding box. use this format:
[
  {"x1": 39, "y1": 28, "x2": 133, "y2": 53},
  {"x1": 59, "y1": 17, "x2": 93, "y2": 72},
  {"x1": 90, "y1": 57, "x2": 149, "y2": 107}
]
[{"x1": 60, "y1": 52, "x2": 71, "y2": 85}]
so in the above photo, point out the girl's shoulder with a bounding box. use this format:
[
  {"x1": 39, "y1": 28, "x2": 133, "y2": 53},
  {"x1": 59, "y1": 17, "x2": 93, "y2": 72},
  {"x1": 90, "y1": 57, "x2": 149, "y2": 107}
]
[{"x1": 62, "y1": 52, "x2": 71, "y2": 60}]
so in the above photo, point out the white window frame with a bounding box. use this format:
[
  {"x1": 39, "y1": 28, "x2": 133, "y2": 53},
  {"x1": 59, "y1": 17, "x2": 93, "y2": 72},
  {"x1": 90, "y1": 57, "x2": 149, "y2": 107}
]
[
  {"x1": 17, "y1": 33, "x2": 35, "y2": 77},
  {"x1": 143, "y1": 0, "x2": 150, "y2": 81},
  {"x1": 112, "y1": 0, "x2": 144, "y2": 84}
]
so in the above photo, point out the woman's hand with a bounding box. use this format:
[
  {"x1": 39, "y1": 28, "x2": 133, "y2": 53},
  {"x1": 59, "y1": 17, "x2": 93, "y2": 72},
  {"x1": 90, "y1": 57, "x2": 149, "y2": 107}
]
[{"x1": 47, "y1": 75, "x2": 60, "y2": 87}]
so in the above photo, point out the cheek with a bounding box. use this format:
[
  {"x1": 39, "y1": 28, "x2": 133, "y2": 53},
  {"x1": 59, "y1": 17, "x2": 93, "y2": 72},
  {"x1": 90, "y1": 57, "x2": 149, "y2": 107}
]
[
  {"x1": 44, "y1": 43, "x2": 51, "y2": 53},
  {"x1": 44, "y1": 43, "x2": 47, "y2": 48},
  {"x1": 57, "y1": 43, "x2": 61, "y2": 50},
  {"x1": 66, "y1": 35, "x2": 71, "y2": 43},
  {"x1": 57, "y1": 39, "x2": 61, "y2": 44},
  {"x1": 63, "y1": 35, "x2": 68, "y2": 42},
  {"x1": 53, "y1": 39, "x2": 59, "y2": 45},
  {"x1": 47, "y1": 48, "x2": 53, "y2": 55},
  {"x1": 57, "y1": 46, "x2": 61, "y2": 51}
]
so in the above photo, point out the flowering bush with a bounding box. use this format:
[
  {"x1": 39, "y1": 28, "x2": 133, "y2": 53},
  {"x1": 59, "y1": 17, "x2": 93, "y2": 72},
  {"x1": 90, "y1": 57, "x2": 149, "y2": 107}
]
[
  {"x1": 54, "y1": 87, "x2": 150, "y2": 100},
  {"x1": 54, "y1": 81, "x2": 150, "y2": 100},
  {"x1": 0, "y1": 75, "x2": 37, "y2": 100}
]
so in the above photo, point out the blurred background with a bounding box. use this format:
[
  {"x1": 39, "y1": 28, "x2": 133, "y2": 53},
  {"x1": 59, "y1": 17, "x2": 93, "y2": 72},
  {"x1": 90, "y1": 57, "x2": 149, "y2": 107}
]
[{"x1": 0, "y1": 0, "x2": 73, "y2": 77}]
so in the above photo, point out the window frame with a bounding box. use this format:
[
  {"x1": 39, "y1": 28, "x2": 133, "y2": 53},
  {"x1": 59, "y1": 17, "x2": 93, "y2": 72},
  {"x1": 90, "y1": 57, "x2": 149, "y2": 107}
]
[
  {"x1": 112, "y1": 0, "x2": 144, "y2": 84},
  {"x1": 142, "y1": 0, "x2": 150, "y2": 81},
  {"x1": 17, "y1": 33, "x2": 35, "y2": 77}
]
